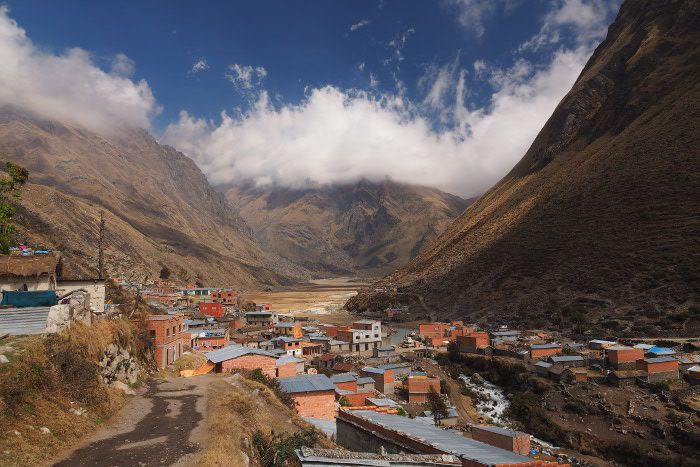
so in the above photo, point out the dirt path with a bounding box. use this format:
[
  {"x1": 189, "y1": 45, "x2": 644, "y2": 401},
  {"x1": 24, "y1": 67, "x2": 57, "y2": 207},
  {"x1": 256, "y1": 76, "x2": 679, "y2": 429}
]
[{"x1": 51, "y1": 376, "x2": 217, "y2": 467}]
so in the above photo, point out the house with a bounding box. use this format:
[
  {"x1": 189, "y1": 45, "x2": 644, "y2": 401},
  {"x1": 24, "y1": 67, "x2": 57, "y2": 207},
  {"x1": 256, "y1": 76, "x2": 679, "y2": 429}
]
[
  {"x1": 337, "y1": 410, "x2": 550, "y2": 466},
  {"x1": 206, "y1": 345, "x2": 278, "y2": 378},
  {"x1": 373, "y1": 346, "x2": 397, "y2": 358},
  {"x1": 146, "y1": 314, "x2": 185, "y2": 369},
  {"x1": 589, "y1": 339, "x2": 617, "y2": 350},
  {"x1": 418, "y1": 321, "x2": 473, "y2": 347},
  {"x1": 331, "y1": 373, "x2": 359, "y2": 392},
  {"x1": 637, "y1": 356, "x2": 679, "y2": 383},
  {"x1": 529, "y1": 343, "x2": 562, "y2": 359},
  {"x1": 199, "y1": 302, "x2": 225, "y2": 318},
  {"x1": 55, "y1": 278, "x2": 106, "y2": 313},
  {"x1": 470, "y1": 425, "x2": 531, "y2": 455},
  {"x1": 278, "y1": 374, "x2": 338, "y2": 420},
  {"x1": 407, "y1": 373, "x2": 440, "y2": 404},
  {"x1": 489, "y1": 330, "x2": 521, "y2": 342},
  {"x1": 679, "y1": 354, "x2": 700, "y2": 372},
  {"x1": 333, "y1": 362, "x2": 355, "y2": 374},
  {"x1": 685, "y1": 365, "x2": 700, "y2": 385},
  {"x1": 0, "y1": 253, "x2": 62, "y2": 294},
  {"x1": 210, "y1": 289, "x2": 237, "y2": 305},
  {"x1": 276, "y1": 355, "x2": 305, "y2": 378},
  {"x1": 563, "y1": 368, "x2": 588, "y2": 384},
  {"x1": 244, "y1": 311, "x2": 279, "y2": 327},
  {"x1": 376, "y1": 362, "x2": 412, "y2": 379},
  {"x1": 547, "y1": 365, "x2": 565, "y2": 382},
  {"x1": 317, "y1": 324, "x2": 350, "y2": 338},
  {"x1": 356, "y1": 376, "x2": 376, "y2": 391},
  {"x1": 191, "y1": 328, "x2": 229, "y2": 349},
  {"x1": 338, "y1": 320, "x2": 382, "y2": 353},
  {"x1": 313, "y1": 353, "x2": 337, "y2": 370},
  {"x1": 274, "y1": 321, "x2": 303, "y2": 338},
  {"x1": 645, "y1": 346, "x2": 676, "y2": 358},
  {"x1": 384, "y1": 307, "x2": 406, "y2": 318},
  {"x1": 274, "y1": 336, "x2": 303, "y2": 357},
  {"x1": 535, "y1": 360, "x2": 552, "y2": 377},
  {"x1": 607, "y1": 370, "x2": 644, "y2": 387},
  {"x1": 367, "y1": 397, "x2": 399, "y2": 408},
  {"x1": 419, "y1": 407, "x2": 459, "y2": 427},
  {"x1": 548, "y1": 355, "x2": 585, "y2": 368},
  {"x1": 301, "y1": 341, "x2": 324, "y2": 356},
  {"x1": 606, "y1": 345, "x2": 644, "y2": 370},
  {"x1": 361, "y1": 367, "x2": 395, "y2": 394},
  {"x1": 457, "y1": 332, "x2": 490, "y2": 354}
]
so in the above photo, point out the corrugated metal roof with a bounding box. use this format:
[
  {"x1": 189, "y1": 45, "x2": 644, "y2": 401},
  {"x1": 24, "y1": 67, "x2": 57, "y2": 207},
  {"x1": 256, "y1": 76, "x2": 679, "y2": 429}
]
[
  {"x1": 366, "y1": 398, "x2": 399, "y2": 407},
  {"x1": 276, "y1": 355, "x2": 304, "y2": 366},
  {"x1": 531, "y1": 343, "x2": 561, "y2": 349},
  {"x1": 344, "y1": 411, "x2": 533, "y2": 464},
  {"x1": 644, "y1": 356, "x2": 677, "y2": 364},
  {"x1": 550, "y1": 355, "x2": 584, "y2": 362},
  {"x1": 354, "y1": 319, "x2": 379, "y2": 325},
  {"x1": 205, "y1": 345, "x2": 276, "y2": 363},
  {"x1": 473, "y1": 425, "x2": 527, "y2": 438},
  {"x1": 331, "y1": 373, "x2": 358, "y2": 383},
  {"x1": 356, "y1": 377, "x2": 375, "y2": 385},
  {"x1": 278, "y1": 374, "x2": 336, "y2": 394},
  {"x1": 362, "y1": 367, "x2": 387, "y2": 375},
  {"x1": 535, "y1": 361, "x2": 552, "y2": 368}
]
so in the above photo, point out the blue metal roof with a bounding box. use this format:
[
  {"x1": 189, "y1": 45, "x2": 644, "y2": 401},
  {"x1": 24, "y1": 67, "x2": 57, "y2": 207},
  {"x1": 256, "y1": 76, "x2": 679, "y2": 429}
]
[
  {"x1": 356, "y1": 377, "x2": 375, "y2": 385},
  {"x1": 330, "y1": 373, "x2": 358, "y2": 383},
  {"x1": 366, "y1": 397, "x2": 399, "y2": 407},
  {"x1": 362, "y1": 367, "x2": 387, "y2": 375},
  {"x1": 531, "y1": 343, "x2": 561, "y2": 349},
  {"x1": 644, "y1": 356, "x2": 677, "y2": 364},
  {"x1": 550, "y1": 355, "x2": 584, "y2": 362},
  {"x1": 276, "y1": 355, "x2": 304, "y2": 366},
  {"x1": 205, "y1": 345, "x2": 276, "y2": 364},
  {"x1": 345, "y1": 411, "x2": 533, "y2": 464},
  {"x1": 278, "y1": 374, "x2": 336, "y2": 394}
]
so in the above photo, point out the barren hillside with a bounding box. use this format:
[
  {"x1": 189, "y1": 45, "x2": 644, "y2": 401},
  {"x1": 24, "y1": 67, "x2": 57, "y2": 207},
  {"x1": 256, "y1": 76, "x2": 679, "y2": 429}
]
[{"x1": 348, "y1": 0, "x2": 700, "y2": 336}]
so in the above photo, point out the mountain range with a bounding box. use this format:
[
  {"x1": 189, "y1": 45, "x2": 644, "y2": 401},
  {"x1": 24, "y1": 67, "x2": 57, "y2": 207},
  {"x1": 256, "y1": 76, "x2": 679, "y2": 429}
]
[{"x1": 348, "y1": 0, "x2": 699, "y2": 336}]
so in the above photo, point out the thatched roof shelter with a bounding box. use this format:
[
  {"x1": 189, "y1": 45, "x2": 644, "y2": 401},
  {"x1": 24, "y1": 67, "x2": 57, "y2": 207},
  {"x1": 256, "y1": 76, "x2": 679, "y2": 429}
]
[{"x1": 0, "y1": 253, "x2": 62, "y2": 278}]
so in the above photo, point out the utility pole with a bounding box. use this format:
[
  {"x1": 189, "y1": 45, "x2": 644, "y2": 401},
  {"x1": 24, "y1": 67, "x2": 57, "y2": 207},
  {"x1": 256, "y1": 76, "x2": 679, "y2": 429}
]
[{"x1": 98, "y1": 210, "x2": 105, "y2": 279}]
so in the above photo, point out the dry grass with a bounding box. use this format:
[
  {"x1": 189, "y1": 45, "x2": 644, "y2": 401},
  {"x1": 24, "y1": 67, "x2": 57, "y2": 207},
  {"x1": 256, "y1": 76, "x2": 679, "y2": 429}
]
[
  {"x1": 0, "y1": 319, "x2": 143, "y2": 466},
  {"x1": 197, "y1": 375, "x2": 333, "y2": 466}
]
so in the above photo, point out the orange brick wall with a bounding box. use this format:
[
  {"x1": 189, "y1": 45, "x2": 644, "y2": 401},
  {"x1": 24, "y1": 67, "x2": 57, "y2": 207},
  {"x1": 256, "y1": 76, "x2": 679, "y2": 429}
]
[
  {"x1": 193, "y1": 336, "x2": 228, "y2": 348},
  {"x1": 638, "y1": 360, "x2": 679, "y2": 374},
  {"x1": 471, "y1": 426, "x2": 531, "y2": 455},
  {"x1": 408, "y1": 377, "x2": 440, "y2": 394},
  {"x1": 608, "y1": 348, "x2": 644, "y2": 364},
  {"x1": 458, "y1": 333, "x2": 490, "y2": 353},
  {"x1": 219, "y1": 354, "x2": 277, "y2": 378},
  {"x1": 530, "y1": 347, "x2": 562, "y2": 358},
  {"x1": 339, "y1": 390, "x2": 378, "y2": 406},
  {"x1": 293, "y1": 391, "x2": 337, "y2": 419},
  {"x1": 276, "y1": 362, "x2": 298, "y2": 378}
]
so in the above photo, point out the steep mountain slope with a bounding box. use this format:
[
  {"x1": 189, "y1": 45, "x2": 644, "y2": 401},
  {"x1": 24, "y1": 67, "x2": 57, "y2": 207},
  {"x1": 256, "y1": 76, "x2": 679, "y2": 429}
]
[
  {"x1": 348, "y1": 0, "x2": 700, "y2": 336},
  {"x1": 225, "y1": 180, "x2": 469, "y2": 276},
  {"x1": 0, "y1": 108, "x2": 303, "y2": 287}
]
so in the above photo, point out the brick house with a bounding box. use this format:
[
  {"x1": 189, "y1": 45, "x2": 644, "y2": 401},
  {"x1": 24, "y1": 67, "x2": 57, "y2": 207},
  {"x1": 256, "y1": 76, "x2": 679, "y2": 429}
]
[
  {"x1": 275, "y1": 336, "x2": 303, "y2": 356},
  {"x1": 278, "y1": 374, "x2": 338, "y2": 420},
  {"x1": 276, "y1": 355, "x2": 304, "y2": 378},
  {"x1": 563, "y1": 368, "x2": 588, "y2": 383},
  {"x1": 407, "y1": 373, "x2": 441, "y2": 404},
  {"x1": 529, "y1": 343, "x2": 562, "y2": 359},
  {"x1": 636, "y1": 356, "x2": 679, "y2": 382},
  {"x1": 210, "y1": 289, "x2": 237, "y2": 305},
  {"x1": 274, "y1": 321, "x2": 303, "y2": 338},
  {"x1": 331, "y1": 373, "x2": 359, "y2": 392},
  {"x1": 470, "y1": 425, "x2": 531, "y2": 455},
  {"x1": 457, "y1": 332, "x2": 490, "y2": 354},
  {"x1": 191, "y1": 328, "x2": 229, "y2": 349},
  {"x1": 206, "y1": 345, "x2": 278, "y2": 378},
  {"x1": 361, "y1": 367, "x2": 395, "y2": 394},
  {"x1": 199, "y1": 302, "x2": 224, "y2": 317},
  {"x1": 606, "y1": 345, "x2": 644, "y2": 370},
  {"x1": 418, "y1": 321, "x2": 473, "y2": 348},
  {"x1": 146, "y1": 314, "x2": 185, "y2": 369}
]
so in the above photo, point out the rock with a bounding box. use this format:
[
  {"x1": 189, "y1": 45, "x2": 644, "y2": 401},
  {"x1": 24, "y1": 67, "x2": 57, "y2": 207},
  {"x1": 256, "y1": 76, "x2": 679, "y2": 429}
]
[
  {"x1": 0, "y1": 354, "x2": 8, "y2": 364},
  {"x1": 471, "y1": 373, "x2": 485, "y2": 385},
  {"x1": 12, "y1": 430, "x2": 20, "y2": 436},
  {"x1": 39, "y1": 427, "x2": 51, "y2": 435},
  {"x1": 110, "y1": 380, "x2": 136, "y2": 396},
  {"x1": 100, "y1": 344, "x2": 139, "y2": 385}
]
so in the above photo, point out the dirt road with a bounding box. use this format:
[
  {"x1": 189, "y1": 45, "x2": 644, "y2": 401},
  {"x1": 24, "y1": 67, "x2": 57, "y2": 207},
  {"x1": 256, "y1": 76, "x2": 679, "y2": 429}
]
[{"x1": 52, "y1": 376, "x2": 216, "y2": 467}]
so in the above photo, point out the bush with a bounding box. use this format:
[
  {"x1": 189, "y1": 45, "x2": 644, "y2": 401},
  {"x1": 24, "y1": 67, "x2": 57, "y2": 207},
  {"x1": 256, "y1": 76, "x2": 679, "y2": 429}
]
[
  {"x1": 253, "y1": 428, "x2": 318, "y2": 467},
  {"x1": 246, "y1": 369, "x2": 296, "y2": 409}
]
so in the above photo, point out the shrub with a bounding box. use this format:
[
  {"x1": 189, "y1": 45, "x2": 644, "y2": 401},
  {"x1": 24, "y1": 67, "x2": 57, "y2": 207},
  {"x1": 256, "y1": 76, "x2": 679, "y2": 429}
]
[
  {"x1": 246, "y1": 369, "x2": 296, "y2": 409},
  {"x1": 252, "y1": 428, "x2": 318, "y2": 467}
]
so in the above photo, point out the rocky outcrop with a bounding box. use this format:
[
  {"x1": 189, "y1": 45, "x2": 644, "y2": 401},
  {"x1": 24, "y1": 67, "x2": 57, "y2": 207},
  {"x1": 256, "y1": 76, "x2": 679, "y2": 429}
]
[
  {"x1": 45, "y1": 290, "x2": 92, "y2": 333},
  {"x1": 100, "y1": 343, "x2": 139, "y2": 385}
]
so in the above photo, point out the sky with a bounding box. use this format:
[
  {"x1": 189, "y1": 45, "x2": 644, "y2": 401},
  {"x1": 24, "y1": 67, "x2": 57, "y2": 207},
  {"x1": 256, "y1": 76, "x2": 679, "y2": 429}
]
[{"x1": 0, "y1": 1, "x2": 620, "y2": 197}]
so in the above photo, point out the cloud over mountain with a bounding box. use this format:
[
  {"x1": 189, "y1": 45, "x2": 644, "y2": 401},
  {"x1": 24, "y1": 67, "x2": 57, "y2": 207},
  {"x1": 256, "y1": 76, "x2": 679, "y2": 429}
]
[{"x1": 0, "y1": 7, "x2": 158, "y2": 133}]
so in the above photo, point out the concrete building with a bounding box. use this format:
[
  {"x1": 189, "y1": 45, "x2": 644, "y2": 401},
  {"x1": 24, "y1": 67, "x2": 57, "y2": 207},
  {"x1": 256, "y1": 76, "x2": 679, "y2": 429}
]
[
  {"x1": 361, "y1": 367, "x2": 395, "y2": 394},
  {"x1": 278, "y1": 374, "x2": 338, "y2": 420},
  {"x1": 338, "y1": 320, "x2": 382, "y2": 353},
  {"x1": 470, "y1": 425, "x2": 531, "y2": 455},
  {"x1": 146, "y1": 314, "x2": 185, "y2": 369},
  {"x1": 337, "y1": 410, "x2": 556, "y2": 467},
  {"x1": 274, "y1": 321, "x2": 303, "y2": 338},
  {"x1": 55, "y1": 278, "x2": 106, "y2": 313},
  {"x1": 606, "y1": 346, "x2": 644, "y2": 370},
  {"x1": 407, "y1": 373, "x2": 441, "y2": 404},
  {"x1": 244, "y1": 311, "x2": 279, "y2": 327},
  {"x1": 206, "y1": 345, "x2": 278, "y2": 378},
  {"x1": 373, "y1": 346, "x2": 397, "y2": 358}
]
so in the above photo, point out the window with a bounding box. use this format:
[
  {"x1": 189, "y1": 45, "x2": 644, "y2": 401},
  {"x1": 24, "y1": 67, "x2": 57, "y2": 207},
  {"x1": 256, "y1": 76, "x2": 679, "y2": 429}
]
[
  {"x1": 166, "y1": 328, "x2": 170, "y2": 337},
  {"x1": 149, "y1": 330, "x2": 156, "y2": 339},
  {"x1": 365, "y1": 343, "x2": 369, "y2": 351},
  {"x1": 374, "y1": 334, "x2": 379, "y2": 338}
]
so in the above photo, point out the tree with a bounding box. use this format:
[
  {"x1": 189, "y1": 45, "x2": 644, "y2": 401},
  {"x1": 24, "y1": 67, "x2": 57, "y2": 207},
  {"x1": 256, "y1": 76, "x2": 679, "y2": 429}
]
[
  {"x1": 426, "y1": 386, "x2": 449, "y2": 426},
  {"x1": 338, "y1": 396, "x2": 351, "y2": 407},
  {"x1": 97, "y1": 210, "x2": 105, "y2": 279},
  {"x1": 0, "y1": 161, "x2": 28, "y2": 253}
]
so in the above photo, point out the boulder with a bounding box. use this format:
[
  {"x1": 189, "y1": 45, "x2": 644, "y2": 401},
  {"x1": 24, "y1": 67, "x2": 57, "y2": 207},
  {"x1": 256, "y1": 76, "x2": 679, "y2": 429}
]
[
  {"x1": 100, "y1": 344, "x2": 139, "y2": 385},
  {"x1": 110, "y1": 380, "x2": 136, "y2": 396},
  {"x1": 0, "y1": 354, "x2": 8, "y2": 364}
]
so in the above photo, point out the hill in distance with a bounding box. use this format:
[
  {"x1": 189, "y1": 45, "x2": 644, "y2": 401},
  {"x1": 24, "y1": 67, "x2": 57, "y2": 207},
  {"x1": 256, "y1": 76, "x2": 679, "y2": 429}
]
[
  {"x1": 0, "y1": 107, "x2": 304, "y2": 287},
  {"x1": 225, "y1": 180, "x2": 470, "y2": 277},
  {"x1": 348, "y1": 0, "x2": 700, "y2": 337}
]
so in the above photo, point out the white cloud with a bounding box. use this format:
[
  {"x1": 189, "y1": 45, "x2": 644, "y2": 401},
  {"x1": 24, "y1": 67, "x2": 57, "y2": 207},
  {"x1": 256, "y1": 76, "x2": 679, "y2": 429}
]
[
  {"x1": 111, "y1": 52, "x2": 135, "y2": 77},
  {"x1": 190, "y1": 58, "x2": 209, "y2": 74},
  {"x1": 226, "y1": 63, "x2": 267, "y2": 94},
  {"x1": 163, "y1": 42, "x2": 590, "y2": 197},
  {"x1": 357, "y1": 62, "x2": 365, "y2": 72},
  {"x1": 444, "y1": 0, "x2": 518, "y2": 37},
  {"x1": 0, "y1": 7, "x2": 158, "y2": 132},
  {"x1": 350, "y1": 19, "x2": 371, "y2": 32},
  {"x1": 520, "y1": 0, "x2": 620, "y2": 51}
]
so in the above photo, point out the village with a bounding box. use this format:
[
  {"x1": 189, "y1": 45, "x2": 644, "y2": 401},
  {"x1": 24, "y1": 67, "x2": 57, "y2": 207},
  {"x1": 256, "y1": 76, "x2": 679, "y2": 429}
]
[{"x1": 0, "y1": 250, "x2": 699, "y2": 466}]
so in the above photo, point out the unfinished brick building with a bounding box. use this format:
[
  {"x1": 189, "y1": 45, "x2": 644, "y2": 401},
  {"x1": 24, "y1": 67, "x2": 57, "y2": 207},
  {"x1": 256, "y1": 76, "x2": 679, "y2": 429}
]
[{"x1": 146, "y1": 314, "x2": 185, "y2": 369}]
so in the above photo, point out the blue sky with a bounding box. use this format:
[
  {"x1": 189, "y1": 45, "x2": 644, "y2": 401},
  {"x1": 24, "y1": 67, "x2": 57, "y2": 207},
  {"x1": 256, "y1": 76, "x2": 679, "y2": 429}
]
[{"x1": 0, "y1": 1, "x2": 620, "y2": 196}]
